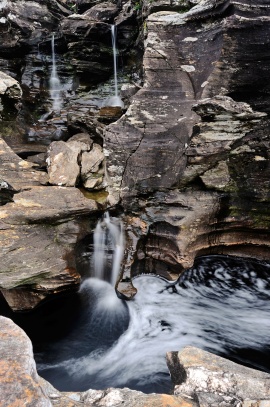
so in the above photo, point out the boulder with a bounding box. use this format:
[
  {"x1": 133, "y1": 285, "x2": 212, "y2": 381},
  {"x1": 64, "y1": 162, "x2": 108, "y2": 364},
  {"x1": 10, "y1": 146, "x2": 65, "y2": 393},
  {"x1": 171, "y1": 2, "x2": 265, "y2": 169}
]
[
  {"x1": 167, "y1": 346, "x2": 270, "y2": 403},
  {"x1": 0, "y1": 71, "x2": 22, "y2": 100},
  {"x1": 81, "y1": 143, "x2": 105, "y2": 190},
  {"x1": 47, "y1": 141, "x2": 81, "y2": 186},
  {"x1": 0, "y1": 316, "x2": 52, "y2": 407},
  {"x1": 46, "y1": 137, "x2": 105, "y2": 190},
  {"x1": 0, "y1": 185, "x2": 98, "y2": 310},
  {"x1": 0, "y1": 137, "x2": 99, "y2": 310},
  {"x1": 81, "y1": 143, "x2": 104, "y2": 175}
]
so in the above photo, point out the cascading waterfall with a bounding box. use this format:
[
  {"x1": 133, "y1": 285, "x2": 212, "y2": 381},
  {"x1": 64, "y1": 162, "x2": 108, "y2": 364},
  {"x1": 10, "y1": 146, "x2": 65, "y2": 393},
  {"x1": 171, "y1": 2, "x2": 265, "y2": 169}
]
[
  {"x1": 35, "y1": 255, "x2": 270, "y2": 394},
  {"x1": 93, "y1": 212, "x2": 125, "y2": 286},
  {"x1": 49, "y1": 34, "x2": 62, "y2": 112}
]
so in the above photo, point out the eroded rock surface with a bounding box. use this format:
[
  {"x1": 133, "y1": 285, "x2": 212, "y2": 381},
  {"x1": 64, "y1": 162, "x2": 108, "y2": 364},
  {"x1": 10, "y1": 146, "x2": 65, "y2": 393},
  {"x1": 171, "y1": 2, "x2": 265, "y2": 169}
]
[
  {"x1": 0, "y1": 137, "x2": 99, "y2": 310},
  {"x1": 167, "y1": 346, "x2": 270, "y2": 405},
  {"x1": 104, "y1": 0, "x2": 270, "y2": 293}
]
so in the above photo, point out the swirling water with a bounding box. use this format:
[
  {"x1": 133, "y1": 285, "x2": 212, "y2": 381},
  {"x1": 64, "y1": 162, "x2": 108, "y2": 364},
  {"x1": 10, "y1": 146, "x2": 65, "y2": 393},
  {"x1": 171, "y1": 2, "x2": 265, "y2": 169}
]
[{"x1": 35, "y1": 256, "x2": 270, "y2": 393}]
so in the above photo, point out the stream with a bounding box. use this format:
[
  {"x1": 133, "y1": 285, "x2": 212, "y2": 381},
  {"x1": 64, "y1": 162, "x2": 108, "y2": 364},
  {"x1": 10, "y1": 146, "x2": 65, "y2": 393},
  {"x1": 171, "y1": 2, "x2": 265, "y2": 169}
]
[{"x1": 33, "y1": 255, "x2": 270, "y2": 394}]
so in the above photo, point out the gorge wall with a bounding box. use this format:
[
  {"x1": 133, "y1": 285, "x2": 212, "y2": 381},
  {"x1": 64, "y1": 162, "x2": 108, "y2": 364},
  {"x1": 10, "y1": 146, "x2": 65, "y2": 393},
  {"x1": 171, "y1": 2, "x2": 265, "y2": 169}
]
[{"x1": 0, "y1": 0, "x2": 269, "y2": 306}]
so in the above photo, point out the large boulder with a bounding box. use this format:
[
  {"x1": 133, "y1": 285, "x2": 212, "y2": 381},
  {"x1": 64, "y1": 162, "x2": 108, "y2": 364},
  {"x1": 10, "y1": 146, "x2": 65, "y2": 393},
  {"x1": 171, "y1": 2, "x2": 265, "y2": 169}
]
[
  {"x1": 167, "y1": 346, "x2": 270, "y2": 404},
  {"x1": 0, "y1": 137, "x2": 99, "y2": 310},
  {"x1": 0, "y1": 316, "x2": 52, "y2": 407},
  {"x1": 46, "y1": 134, "x2": 105, "y2": 190}
]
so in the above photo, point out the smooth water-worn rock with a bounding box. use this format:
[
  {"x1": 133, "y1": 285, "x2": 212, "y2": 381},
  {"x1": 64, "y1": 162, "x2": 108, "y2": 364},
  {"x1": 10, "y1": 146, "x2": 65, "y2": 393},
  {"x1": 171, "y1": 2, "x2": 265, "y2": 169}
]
[{"x1": 0, "y1": 185, "x2": 98, "y2": 310}]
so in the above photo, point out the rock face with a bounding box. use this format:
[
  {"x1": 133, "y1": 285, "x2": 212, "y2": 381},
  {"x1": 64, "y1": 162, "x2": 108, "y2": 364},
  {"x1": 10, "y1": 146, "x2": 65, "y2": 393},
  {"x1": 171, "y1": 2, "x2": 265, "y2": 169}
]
[
  {"x1": 101, "y1": 0, "x2": 270, "y2": 293},
  {"x1": 0, "y1": 136, "x2": 99, "y2": 310}
]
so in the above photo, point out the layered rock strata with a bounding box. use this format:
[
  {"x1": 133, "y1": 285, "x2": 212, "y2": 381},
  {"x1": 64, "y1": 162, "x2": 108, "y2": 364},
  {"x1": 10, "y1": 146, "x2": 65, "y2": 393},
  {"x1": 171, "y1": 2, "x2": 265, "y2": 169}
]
[
  {"x1": 0, "y1": 136, "x2": 99, "y2": 310},
  {"x1": 102, "y1": 0, "x2": 270, "y2": 295}
]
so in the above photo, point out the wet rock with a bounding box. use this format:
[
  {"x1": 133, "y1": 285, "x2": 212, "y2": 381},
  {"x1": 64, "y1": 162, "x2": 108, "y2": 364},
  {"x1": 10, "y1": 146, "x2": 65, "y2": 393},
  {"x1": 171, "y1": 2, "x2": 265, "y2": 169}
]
[
  {"x1": 60, "y1": 14, "x2": 112, "y2": 81},
  {"x1": 167, "y1": 346, "x2": 270, "y2": 401},
  {"x1": 76, "y1": 0, "x2": 105, "y2": 14},
  {"x1": 0, "y1": 0, "x2": 69, "y2": 57},
  {"x1": 0, "y1": 185, "x2": 98, "y2": 310},
  {"x1": 98, "y1": 106, "x2": 124, "y2": 123},
  {"x1": 67, "y1": 132, "x2": 93, "y2": 150}
]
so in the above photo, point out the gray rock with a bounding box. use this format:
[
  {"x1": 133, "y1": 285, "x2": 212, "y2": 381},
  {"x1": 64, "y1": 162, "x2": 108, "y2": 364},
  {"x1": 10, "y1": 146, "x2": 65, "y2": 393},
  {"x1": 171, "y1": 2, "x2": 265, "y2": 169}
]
[
  {"x1": 81, "y1": 143, "x2": 105, "y2": 189},
  {"x1": 84, "y1": 2, "x2": 119, "y2": 22},
  {"x1": 47, "y1": 141, "x2": 81, "y2": 187},
  {"x1": 167, "y1": 346, "x2": 270, "y2": 401},
  {"x1": 67, "y1": 132, "x2": 93, "y2": 151},
  {"x1": 0, "y1": 71, "x2": 22, "y2": 100}
]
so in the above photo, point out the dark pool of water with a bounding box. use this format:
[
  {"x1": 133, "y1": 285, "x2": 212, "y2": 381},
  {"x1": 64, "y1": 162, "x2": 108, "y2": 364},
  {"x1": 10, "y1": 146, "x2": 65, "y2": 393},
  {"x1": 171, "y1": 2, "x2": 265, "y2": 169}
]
[{"x1": 1, "y1": 255, "x2": 270, "y2": 394}]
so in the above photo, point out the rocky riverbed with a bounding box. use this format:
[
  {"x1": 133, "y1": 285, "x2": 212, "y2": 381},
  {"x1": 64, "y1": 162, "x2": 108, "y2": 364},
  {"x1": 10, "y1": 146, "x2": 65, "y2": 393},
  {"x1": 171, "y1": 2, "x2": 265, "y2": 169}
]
[{"x1": 0, "y1": 0, "x2": 269, "y2": 404}]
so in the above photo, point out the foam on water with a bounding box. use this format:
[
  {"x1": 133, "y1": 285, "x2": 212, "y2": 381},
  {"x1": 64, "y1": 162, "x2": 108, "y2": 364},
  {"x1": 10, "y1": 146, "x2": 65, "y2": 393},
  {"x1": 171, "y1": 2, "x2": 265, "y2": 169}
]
[{"x1": 35, "y1": 256, "x2": 270, "y2": 393}]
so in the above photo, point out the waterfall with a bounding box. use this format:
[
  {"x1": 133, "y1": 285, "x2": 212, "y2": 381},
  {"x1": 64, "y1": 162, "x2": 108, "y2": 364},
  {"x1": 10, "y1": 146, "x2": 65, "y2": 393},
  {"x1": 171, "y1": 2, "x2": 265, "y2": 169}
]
[
  {"x1": 93, "y1": 212, "x2": 125, "y2": 286},
  {"x1": 112, "y1": 25, "x2": 118, "y2": 99},
  {"x1": 50, "y1": 34, "x2": 62, "y2": 112},
  {"x1": 36, "y1": 256, "x2": 270, "y2": 394},
  {"x1": 103, "y1": 25, "x2": 124, "y2": 108}
]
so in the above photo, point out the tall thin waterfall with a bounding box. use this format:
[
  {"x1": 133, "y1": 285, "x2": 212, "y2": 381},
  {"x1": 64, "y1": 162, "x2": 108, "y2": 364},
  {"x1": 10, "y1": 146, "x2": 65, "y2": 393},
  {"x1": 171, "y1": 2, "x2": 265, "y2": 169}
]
[
  {"x1": 103, "y1": 25, "x2": 124, "y2": 108},
  {"x1": 111, "y1": 25, "x2": 119, "y2": 99},
  {"x1": 93, "y1": 212, "x2": 125, "y2": 286},
  {"x1": 50, "y1": 34, "x2": 62, "y2": 112}
]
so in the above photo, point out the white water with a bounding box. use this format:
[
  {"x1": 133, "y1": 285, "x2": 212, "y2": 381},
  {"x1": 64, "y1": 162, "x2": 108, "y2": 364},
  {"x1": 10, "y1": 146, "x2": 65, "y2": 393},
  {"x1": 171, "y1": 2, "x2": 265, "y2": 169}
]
[
  {"x1": 93, "y1": 212, "x2": 125, "y2": 286},
  {"x1": 103, "y1": 25, "x2": 124, "y2": 108},
  {"x1": 36, "y1": 256, "x2": 270, "y2": 393},
  {"x1": 50, "y1": 35, "x2": 62, "y2": 112}
]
